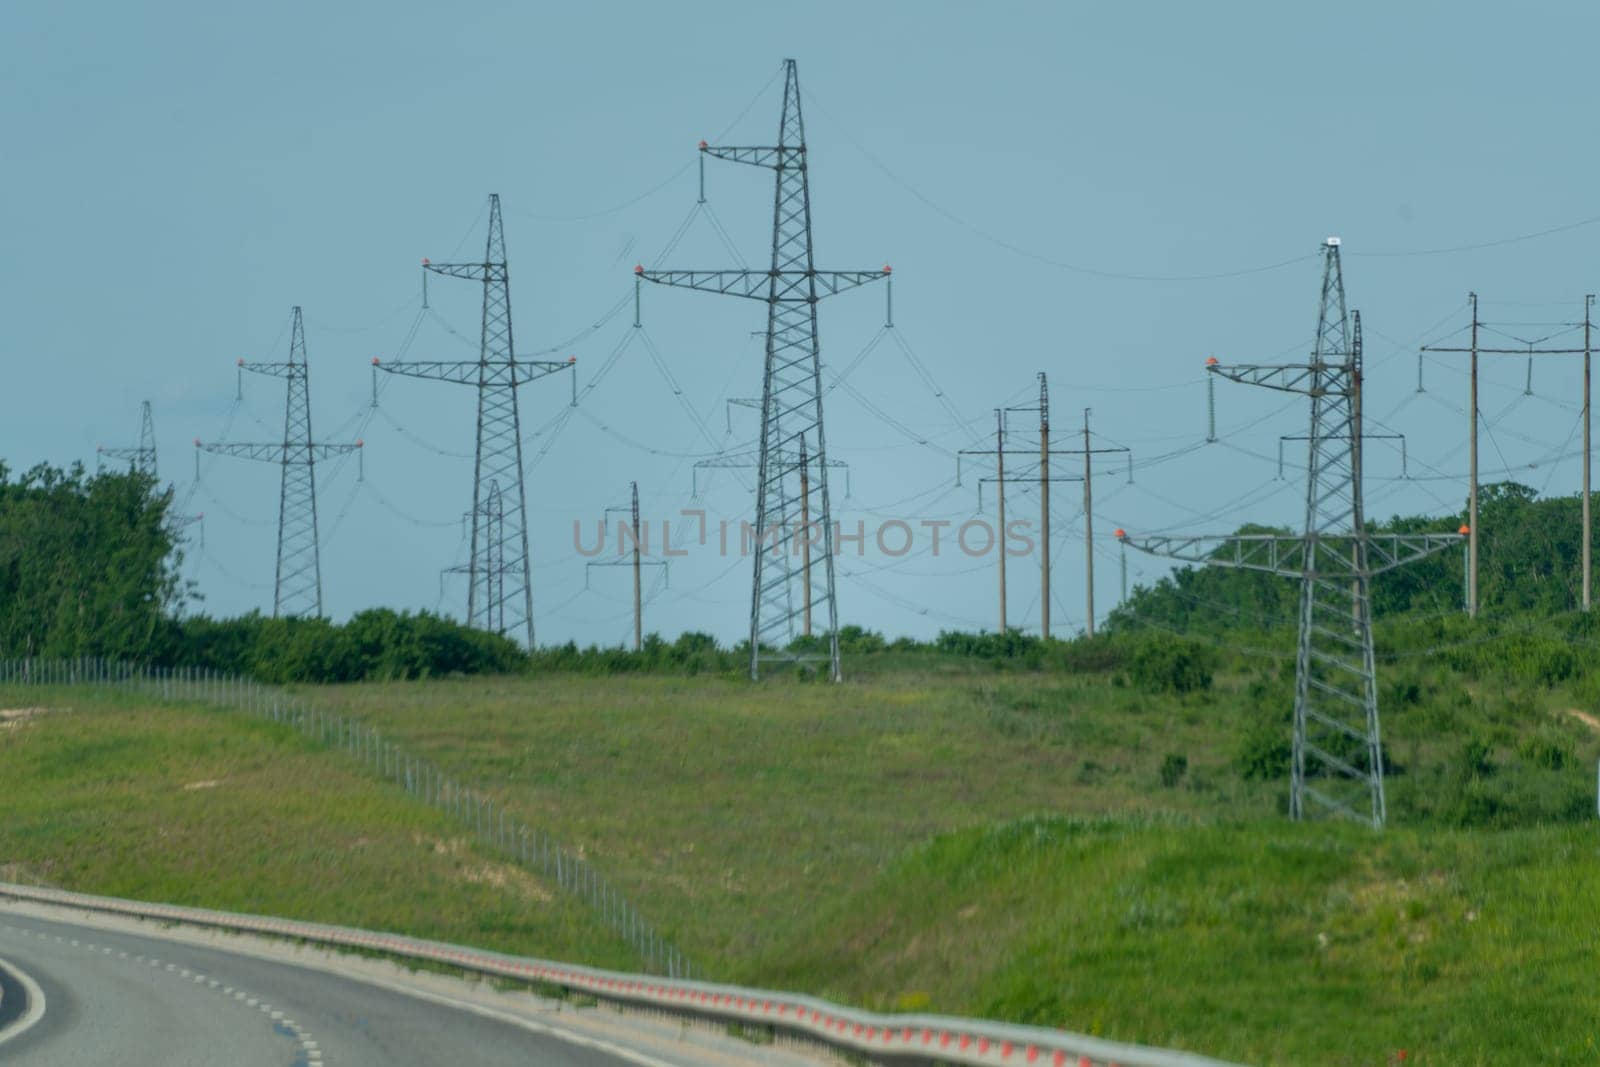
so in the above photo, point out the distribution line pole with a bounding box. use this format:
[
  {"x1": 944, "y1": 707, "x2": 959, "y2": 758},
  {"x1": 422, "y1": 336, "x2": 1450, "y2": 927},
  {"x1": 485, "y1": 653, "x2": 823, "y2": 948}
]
[
  {"x1": 1083, "y1": 407, "x2": 1095, "y2": 637},
  {"x1": 630, "y1": 481, "x2": 643, "y2": 652},
  {"x1": 996, "y1": 409, "x2": 1008, "y2": 634},
  {"x1": 962, "y1": 374, "x2": 1099, "y2": 637},
  {"x1": 1469, "y1": 292, "x2": 1479, "y2": 618},
  {"x1": 1050, "y1": 400, "x2": 1127, "y2": 637},
  {"x1": 589, "y1": 483, "x2": 668, "y2": 651},
  {"x1": 1422, "y1": 293, "x2": 1593, "y2": 617},
  {"x1": 1039, "y1": 376, "x2": 1050, "y2": 638},
  {"x1": 1586, "y1": 295, "x2": 1594, "y2": 612}
]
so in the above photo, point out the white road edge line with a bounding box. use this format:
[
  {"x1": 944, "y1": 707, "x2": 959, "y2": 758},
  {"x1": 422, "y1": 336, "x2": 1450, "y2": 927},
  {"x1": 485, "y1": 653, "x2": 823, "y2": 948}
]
[
  {"x1": 0, "y1": 955, "x2": 48, "y2": 1047},
  {"x1": 301, "y1": 965, "x2": 680, "y2": 1067},
  {"x1": 4, "y1": 909, "x2": 682, "y2": 1067}
]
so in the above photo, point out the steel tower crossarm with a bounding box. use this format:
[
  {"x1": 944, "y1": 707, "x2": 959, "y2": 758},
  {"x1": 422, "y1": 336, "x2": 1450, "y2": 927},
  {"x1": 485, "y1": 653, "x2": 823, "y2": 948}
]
[
  {"x1": 373, "y1": 359, "x2": 572, "y2": 387},
  {"x1": 240, "y1": 362, "x2": 306, "y2": 380},
  {"x1": 1208, "y1": 361, "x2": 1350, "y2": 397},
  {"x1": 698, "y1": 144, "x2": 795, "y2": 169},
  {"x1": 97, "y1": 446, "x2": 153, "y2": 468},
  {"x1": 1119, "y1": 531, "x2": 1463, "y2": 578},
  {"x1": 98, "y1": 401, "x2": 158, "y2": 475},
  {"x1": 197, "y1": 441, "x2": 362, "y2": 463},
  {"x1": 422, "y1": 260, "x2": 505, "y2": 282},
  {"x1": 639, "y1": 268, "x2": 887, "y2": 301}
]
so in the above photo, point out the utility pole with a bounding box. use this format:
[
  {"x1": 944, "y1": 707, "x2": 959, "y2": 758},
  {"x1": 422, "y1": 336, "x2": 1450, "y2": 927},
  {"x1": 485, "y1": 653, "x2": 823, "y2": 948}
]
[
  {"x1": 98, "y1": 401, "x2": 157, "y2": 476},
  {"x1": 1422, "y1": 293, "x2": 1594, "y2": 616},
  {"x1": 1124, "y1": 240, "x2": 1462, "y2": 826},
  {"x1": 1587, "y1": 295, "x2": 1594, "y2": 612},
  {"x1": 997, "y1": 410, "x2": 1007, "y2": 632},
  {"x1": 374, "y1": 194, "x2": 575, "y2": 646},
  {"x1": 1117, "y1": 528, "x2": 1127, "y2": 605},
  {"x1": 587, "y1": 481, "x2": 668, "y2": 651},
  {"x1": 638, "y1": 59, "x2": 890, "y2": 682},
  {"x1": 961, "y1": 377, "x2": 1088, "y2": 636},
  {"x1": 1040, "y1": 378, "x2": 1051, "y2": 637},
  {"x1": 1059, "y1": 407, "x2": 1131, "y2": 638},
  {"x1": 443, "y1": 481, "x2": 506, "y2": 635},
  {"x1": 197, "y1": 307, "x2": 363, "y2": 618}
]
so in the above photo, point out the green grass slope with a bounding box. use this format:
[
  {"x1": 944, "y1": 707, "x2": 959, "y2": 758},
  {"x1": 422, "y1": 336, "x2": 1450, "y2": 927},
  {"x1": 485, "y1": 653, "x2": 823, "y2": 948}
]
[
  {"x1": 0, "y1": 685, "x2": 639, "y2": 970},
  {"x1": 761, "y1": 815, "x2": 1600, "y2": 1065},
  {"x1": 6, "y1": 660, "x2": 1599, "y2": 1064}
]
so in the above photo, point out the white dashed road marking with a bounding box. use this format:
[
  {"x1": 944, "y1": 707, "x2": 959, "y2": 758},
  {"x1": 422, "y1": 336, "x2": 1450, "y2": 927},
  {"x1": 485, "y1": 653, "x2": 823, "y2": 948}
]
[{"x1": 0, "y1": 921, "x2": 326, "y2": 1063}]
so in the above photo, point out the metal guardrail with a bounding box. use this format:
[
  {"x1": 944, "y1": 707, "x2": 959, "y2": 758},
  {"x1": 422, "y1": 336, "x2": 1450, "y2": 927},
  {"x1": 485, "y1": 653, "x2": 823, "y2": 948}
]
[{"x1": 0, "y1": 882, "x2": 1244, "y2": 1067}]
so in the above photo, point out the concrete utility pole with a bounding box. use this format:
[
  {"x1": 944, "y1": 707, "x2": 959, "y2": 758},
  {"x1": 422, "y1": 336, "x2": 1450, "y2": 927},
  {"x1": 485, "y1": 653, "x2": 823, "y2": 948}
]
[
  {"x1": 997, "y1": 410, "x2": 1008, "y2": 633},
  {"x1": 588, "y1": 481, "x2": 668, "y2": 651},
  {"x1": 1082, "y1": 408, "x2": 1094, "y2": 635},
  {"x1": 1051, "y1": 405, "x2": 1128, "y2": 639},
  {"x1": 961, "y1": 374, "x2": 1102, "y2": 636},
  {"x1": 1423, "y1": 292, "x2": 1595, "y2": 616},
  {"x1": 1040, "y1": 383, "x2": 1050, "y2": 637},
  {"x1": 1586, "y1": 296, "x2": 1594, "y2": 612}
]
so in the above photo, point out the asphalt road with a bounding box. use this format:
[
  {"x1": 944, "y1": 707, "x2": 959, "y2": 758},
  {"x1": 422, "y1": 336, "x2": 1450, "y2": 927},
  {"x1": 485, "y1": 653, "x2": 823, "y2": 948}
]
[{"x1": 0, "y1": 911, "x2": 672, "y2": 1067}]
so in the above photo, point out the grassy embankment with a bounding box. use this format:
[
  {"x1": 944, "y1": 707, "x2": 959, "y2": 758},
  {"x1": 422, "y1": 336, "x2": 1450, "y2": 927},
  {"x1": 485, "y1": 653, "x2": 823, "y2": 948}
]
[
  {"x1": 0, "y1": 684, "x2": 638, "y2": 969},
  {"x1": 4, "y1": 662, "x2": 1600, "y2": 1063}
]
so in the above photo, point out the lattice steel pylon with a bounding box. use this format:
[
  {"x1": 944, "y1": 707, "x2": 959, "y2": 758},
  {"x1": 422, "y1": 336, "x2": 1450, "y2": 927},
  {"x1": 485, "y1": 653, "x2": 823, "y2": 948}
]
[
  {"x1": 1120, "y1": 240, "x2": 1463, "y2": 826},
  {"x1": 104, "y1": 400, "x2": 205, "y2": 540},
  {"x1": 98, "y1": 400, "x2": 157, "y2": 476},
  {"x1": 374, "y1": 194, "x2": 573, "y2": 647},
  {"x1": 639, "y1": 59, "x2": 889, "y2": 681},
  {"x1": 197, "y1": 307, "x2": 363, "y2": 619}
]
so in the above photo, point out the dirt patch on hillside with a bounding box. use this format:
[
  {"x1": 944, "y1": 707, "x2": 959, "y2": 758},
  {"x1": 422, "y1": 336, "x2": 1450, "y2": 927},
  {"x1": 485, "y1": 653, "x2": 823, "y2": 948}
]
[
  {"x1": 412, "y1": 834, "x2": 553, "y2": 903},
  {"x1": 0, "y1": 707, "x2": 50, "y2": 731},
  {"x1": 1565, "y1": 708, "x2": 1600, "y2": 735}
]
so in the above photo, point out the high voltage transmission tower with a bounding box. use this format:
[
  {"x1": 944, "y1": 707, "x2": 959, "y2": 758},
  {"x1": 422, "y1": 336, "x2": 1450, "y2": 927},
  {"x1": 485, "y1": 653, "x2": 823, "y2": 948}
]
[
  {"x1": 1121, "y1": 240, "x2": 1463, "y2": 827},
  {"x1": 373, "y1": 193, "x2": 575, "y2": 647},
  {"x1": 98, "y1": 400, "x2": 157, "y2": 476},
  {"x1": 1421, "y1": 294, "x2": 1595, "y2": 615},
  {"x1": 197, "y1": 307, "x2": 363, "y2": 619},
  {"x1": 586, "y1": 481, "x2": 669, "y2": 651},
  {"x1": 637, "y1": 59, "x2": 890, "y2": 681},
  {"x1": 103, "y1": 400, "x2": 204, "y2": 541}
]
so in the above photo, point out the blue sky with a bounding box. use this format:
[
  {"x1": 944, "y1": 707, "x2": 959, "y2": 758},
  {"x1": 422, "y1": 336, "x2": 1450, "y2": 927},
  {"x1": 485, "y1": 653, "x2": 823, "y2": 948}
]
[{"x1": 7, "y1": 1, "x2": 1600, "y2": 646}]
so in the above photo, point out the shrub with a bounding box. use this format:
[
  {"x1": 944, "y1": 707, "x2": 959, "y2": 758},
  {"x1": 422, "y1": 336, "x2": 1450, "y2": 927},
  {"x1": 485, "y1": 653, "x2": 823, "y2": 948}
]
[
  {"x1": 1237, "y1": 718, "x2": 1291, "y2": 780},
  {"x1": 1128, "y1": 638, "x2": 1213, "y2": 694},
  {"x1": 1159, "y1": 753, "x2": 1188, "y2": 788}
]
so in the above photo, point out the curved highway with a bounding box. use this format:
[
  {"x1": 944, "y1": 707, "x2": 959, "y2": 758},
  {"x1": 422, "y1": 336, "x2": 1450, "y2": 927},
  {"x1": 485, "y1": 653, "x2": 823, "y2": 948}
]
[{"x1": 0, "y1": 909, "x2": 811, "y2": 1067}]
